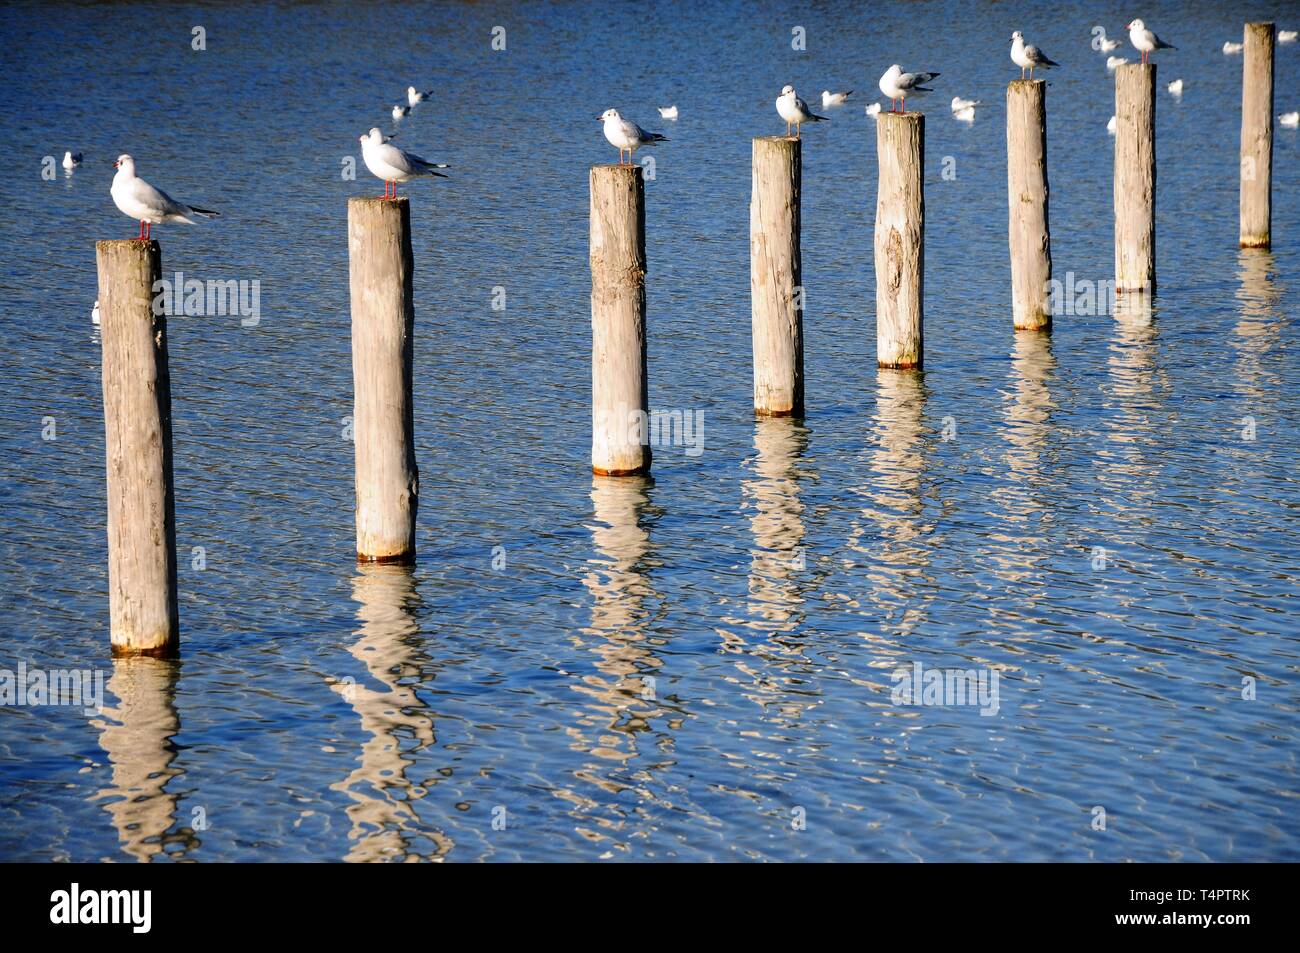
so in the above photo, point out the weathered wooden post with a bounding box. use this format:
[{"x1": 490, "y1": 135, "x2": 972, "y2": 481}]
[
  {"x1": 95, "y1": 239, "x2": 179, "y2": 657},
  {"x1": 590, "y1": 164, "x2": 650, "y2": 475},
  {"x1": 750, "y1": 136, "x2": 803, "y2": 416},
  {"x1": 348, "y1": 197, "x2": 418, "y2": 563},
  {"x1": 875, "y1": 112, "x2": 924, "y2": 368},
  {"x1": 1114, "y1": 63, "x2": 1156, "y2": 295},
  {"x1": 1007, "y1": 79, "x2": 1052, "y2": 331},
  {"x1": 1240, "y1": 22, "x2": 1274, "y2": 249}
]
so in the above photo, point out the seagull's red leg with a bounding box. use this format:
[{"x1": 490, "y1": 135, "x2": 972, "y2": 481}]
[
  {"x1": 144, "y1": 222, "x2": 151, "y2": 241},
  {"x1": 901, "y1": 97, "x2": 906, "y2": 114}
]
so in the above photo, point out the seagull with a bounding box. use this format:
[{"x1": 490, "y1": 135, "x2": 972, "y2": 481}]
[
  {"x1": 775, "y1": 85, "x2": 829, "y2": 136},
  {"x1": 1098, "y1": 33, "x2": 1121, "y2": 52},
  {"x1": 1281, "y1": 112, "x2": 1300, "y2": 128},
  {"x1": 1280, "y1": 30, "x2": 1297, "y2": 44},
  {"x1": 865, "y1": 102, "x2": 882, "y2": 117},
  {"x1": 359, "y1": 127, "x2": 448, "y2": 198},
  {"x1": 951, "y1": 96, "x2": 981, "y2": 112},
  {"x1": 599, "y1": 109, "x2": 668, "y2": 165},
  {"x1": 1167, "y1": 79, "x2": 1184, "y2": 96},
  {"x1": 879, "y1": 65, "x2": 939, "y2": 113},
  {"x1": 110, "y1": 155, "x2": 218, "y2": 241},
  {"x1": 407, "y1": 86, "x2": 432, "y2": 107},
  {"x1": 657, "y1": 105, "x2": 678, "y2": 120},
  {"x1": 1011, "y1": 31, "x2": 1060, "y2": 78},
  {"x1": 1128, "y1": 19, "x2": 1176, "y2": 64},
  {"x1": 1107, "y1": 55, "x2": 1129, "y2": 70},
  {"x1": 392, "y1": 104, "x2": 410, "y2": 121},
  {"x1": 91, "y1": 299, "x2": 100, "y2": 327},
  {"x1": 954, "y1": 106, "x2": 976, "y2": 123},
  {"x1": 1222, "y1": 41, "x2": 1244, "y2": 55},
  {"x1": 821, "y1": 89, "x2": 853, "y2": 107},
  {"x1": 1107, "y1": 115, "x2": 1117, "y2": 135},
  {"x1": 62, "y1": 151, "x2": 82, "y2": 170}
]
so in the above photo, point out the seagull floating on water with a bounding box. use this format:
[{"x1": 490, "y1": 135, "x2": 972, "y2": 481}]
[
  {"x1": 954, "y1": 106, "x2": 976, "y2": 123},
  {"x1": 1128, "y1": 19, "x2": 1175, "y2": 64},
  {"x1": 1107, "y1": 55, "x2": 1129, "y2": 70},
  {"x1": 91, "y1": 299, "x2": 100, "y2": 327},
  {"x1": 110, "y1": 155, "x2": 218, "y2": 241},
  {"x1": 879, "y1": 65, "x2": 940, "y2": 113},
  {"x1": 951, "y1": 97, "x2": 981, "y2": 112},
  {"x1": 599, "y1": 109, "x2": 668, "y2": 165},
  {"x1": 407, "y1": 86, "x2": 432, "y2": 107},
  {"x1": 62, "y1": 151, "x2": 82, "y2": 170},
  {"x1": 1223, "y1": 41, "x2": 1244, "y2": 55},
  {"x1": 1097, "y1": 32, "x2": 1121, "y2": 53},
  {"x1": 865, "y1": 102, "x2": 882, "y2": 117},
  {"x1": 1280, "y1": 30, "x2": 1297, "y2": 44},
  {"x1": 776, "y1": 85, "x2": 828, "y2": 137},
  {"x1": 821, "y1": 90, "x2": 853, "y2": 107},
  {"x1": 1280, "y1": 112, "x2": 1300, "y2": 128},
  {"x1": 1167, "y1": 79, "x2": 1184, "y2": 96},
  {"x1": 657, "y1": 105, "x2": 678, "y2": 120},
  {"x1": 359, "y1": 127, "x2": 448, "y2": 199},
  {"x1": 392, "y1": 104, "x2": 410, "y2": 121},
  {"x1": 1107, "y1": 115, "x2": 1117, "y2": 135},
  {"x1": 1011, "y1": 31, "x2": 1060, "y2": 79}
]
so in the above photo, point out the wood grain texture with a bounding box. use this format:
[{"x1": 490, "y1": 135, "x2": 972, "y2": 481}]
[
  {"x1": 750, "y1": 136, "x2": 804, "y2": 416},
  {"x1": 1240, "y1": 22, "x2": 1274, "y2": 248},
  {"x1": 1007, "y1": 80, "x2": 1052, "y2": 331},
  {"x1": 874, "y1": 113, "x2": 924, "y2": 368},
  {"x1": 1114, "y1": 64, "x2": 1156, "y2": 294}
]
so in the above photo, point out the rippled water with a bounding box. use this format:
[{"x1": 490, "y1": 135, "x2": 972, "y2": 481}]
[{"x1": 1, "y1": 1, "x2": 1297, "y2": 861}]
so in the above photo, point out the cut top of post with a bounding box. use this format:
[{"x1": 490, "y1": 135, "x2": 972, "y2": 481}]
[
  {"x1": 1007, "y1": 78, "x2": 1047, "y2": 89},
  {"x1": 877, "y1": 112, "x2": 925, "y2": 124},
  {"x1": 350, "y1": 196, "x2": 410, "y2": 210}
]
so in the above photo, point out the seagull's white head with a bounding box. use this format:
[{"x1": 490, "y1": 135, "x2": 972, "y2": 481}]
[
  {"x1": 599, "y1": 108, "x2": 620, "y2": 122},
  {"x1": 113, "y1": 154, "x2": 134, "y2": 174},
  {"x1": 1011, "y1": 31, "x2": 1023, "y2": 42},
  {"x1": 887, "y1": 64, "x2": 902, "y2": 76},
  {"x1": 1128, "y1": 19, "x2": 1144, "y2": 31},
  {"x1": 780, "y1": 85, "x2": 795, "y2": 96},
  {"x1": 359, "y1": 127, "x2": 384, "y2": 147},
  {"x1": 407, "y1": 86, "x2": 417, "y2": 95}
]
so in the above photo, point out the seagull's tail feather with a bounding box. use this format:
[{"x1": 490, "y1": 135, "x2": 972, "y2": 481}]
[
  {"x1": 648, "y1": 132, "x2": 669, "y2": 142},
  {"x1": 913, "y1": 86, "x2": 935, "y2": 94},
  {"x1": 809, "y1": 113, "x2": 830, "y2": 122},
  {"x1": 1042, "y1": 56, "x2": 1061, "y2": 68},
  {"x1": 187, "y1": 206, "x2": 219, "y2": 218}
]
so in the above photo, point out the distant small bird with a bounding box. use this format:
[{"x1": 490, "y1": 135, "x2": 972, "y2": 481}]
[
  {"x1": 954, "y1": 106, "x2": 976, "y2": 123},
  {"x1": 879, "y1": 65, "x2": 940, "y2": 113},
  {"x1": 865, "y1": 102, "x2": 882, "y2": 117},
  {"x1": 1107, "y1": 55, "x2": 1129, "y2": 70},
  {"x1": 392, "y1": 104, "x2": 410, "y2": 120},
  {"x1": 599, "y1": 109, "x2": 668, "y2": 165},
  {"x1": 1223, "y1": 41, "x2": 1244, "y2": 55},
  {"x1": 1011, "y1": 31, "x2": 1060, "y2": 79},
  {"x1": 1097, "y1": 33, "x2": 1121, "y2": 53},
  {"x1": 1107, "y1": 115, "x2": 1117, "y2": 135},
  {"x1": 1280, "y1": 30, "x2": 1297, "y2": 44},
  {"x1": 951, "y1": 97, "x2": 981, "y2": 112},
  {"x1": 359, "y1": 127, "x2": 448, "y2": 199},
  {"x1": 1127, "y1": 19, "x2": 1176, "y2": 64},
  {"x1": 821, "y1": 89, "x2": 853, "y2": 107},
  {"x1": 91, "y1": 299, "x2": 100, "y2": 327},
  {"x1": 776, "y1": 85, "x2": 829, "y2": 137},
  {"x1": 1167, "y1": 79, "x2": 1184, "y2": 96},
  {"x1": 1280, "y1": 112, "x2": 1300, "y2": 128},
  {"x1": 657, "y1": 105, "x2": 678, "y2": 120},
  {"x1": 62, "y1": 151, "x2": 82, "y2": 170},
  {"x1": 111, "y1": 155, "x2": 218, "y2": 241},
  {"x1": 407, "y1": 86, "x2": 432, "y2": 107}
]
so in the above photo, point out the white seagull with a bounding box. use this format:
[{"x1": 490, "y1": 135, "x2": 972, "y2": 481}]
[
  {"x1": 879, "y1": 65, "x2": 940, "y2": 113},
  {"x1": 951, "y1": 96, "x2": 981, "y2": 112},
  {"x1": 954, "y1": 106, "x2": 976, "y2": 123},
  {"x1": 1280, "y1": 30, "x2": 1297, "y2": 44},
  {"x1": 1107, "y1": 115, "x2": 1117, "y2": 135},
  {"x1": 1107, "y1": 55, "x2": 1129, "y2": 70},
  {"x1": 110, "y1": 155, "x2": 218, "y2": 241},
  {"x1": 657, "y1": 105, "x2": 678, "y2": 120},
  {"x1": 392, "y1": 104, "x2": 410, "y2": 120},
  {"x1": 599, "y1": 109, "x2": 668, "y2": 165},
  {"x1": 407, "y1": 86, "x2": 432, "y2": 107},
  {"x1": 1098, "y1": 33, "x2": 1121, "y2": 53},
  {"x1": 1223, "y1": 41, "x2": 1244, "y2": 55},
  {"x1": 1280, "y1": 112, "x2": 1300, "y2": 128},
  {"x1": 359, "y1": 127, "x2": 448, "y2": 199},
  {"x1": 91, "y1": 300, "x2": 100, "y2": 327},
  {"x1": 865, "y1": 102, "x2": 882, "y2": 117},
  {"x1": 62, "y1": 150, "x2": 82, "y2": 170},
  {"x1": 821, "y1": 89, "x2": 853, "y2": 107},
  {"x1": 1167, "y1": 79, "x2": 1184, "y2": 96},
  {"x1": 1011, "y1": 31, "x2": 1060, "y2": 79},
  {"x1": 1128, "y1": 19, "x2": 1176, "y2": 64},
  {"x1": 775, "y1": 85, "x2": 829, "y2": 137}
]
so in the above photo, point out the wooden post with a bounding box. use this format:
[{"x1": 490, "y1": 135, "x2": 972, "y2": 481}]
[
  {"x1": 874, "y1": 112, "x2": 924, "y2": 368},
  {"x1": 750, "y1": 136, "x2": 803, "y2": 416},
  {"x1": 95, "y1": 240, "x2": 179, "y2": 657},
  {"x1": 1240, "y1": 22, "x2": 1274, "y2": 249},
  {"x1": 348, "y1": 197, "x2": 418, "y2": 563},
  {"x1": 1114, "y1": 63, "x2": 1156, "y2": 295},
  {"x1": 1007, "y1": 79, "x2": 1052, "y2": 331},
  {"x1": 590, "y1": 164, "x2": 650, "y2": 476}
]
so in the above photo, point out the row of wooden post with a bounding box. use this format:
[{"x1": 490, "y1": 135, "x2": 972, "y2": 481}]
[{"x1": 94, "y1": 25, "x2": 1276, "y2": 656}]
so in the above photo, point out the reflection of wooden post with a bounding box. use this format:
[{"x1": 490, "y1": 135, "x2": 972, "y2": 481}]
[
  {"x1": 1114, "y1": 64, "x2": 1156, "y2": 295},
  {"x1": 590, "y1": 164, "x2": 650, "y2": 476},
  {"x1": 750, "y1": 136, "x2": 803, "y2": 416},
  {"x1": 348, "y1": 197, "x2": 419, "y2": 564},
  {"x1": 95, "y1": 239, "x2": 180, "y2": 658},
  {"x1": 874, "y1": 113, "x2": 924, "y2": 368},
  {"x1": 1240, "y1": 22, "x2": 1274, "y2": 249},
  {"x1": 1007, "y1": 79, "x2": 1052, "y2": 331}
]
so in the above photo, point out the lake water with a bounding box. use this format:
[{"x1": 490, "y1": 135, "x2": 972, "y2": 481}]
[{"x1": 1, "y1": 0, "x2": 1297, "y2": 861}]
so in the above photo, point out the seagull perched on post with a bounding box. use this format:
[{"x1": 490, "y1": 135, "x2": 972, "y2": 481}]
[
  {"x1": 110, "y1": 155, "x2": 218, "y2": 241},
  {"x1": 1127, "y1": 19, "x2": 1176, "y2": 64},
  {"x1": 1011, "y1": 31, "x2": 1060, "y2": 78},
  {"x1": 599, "y1": 109, "x2": 668, "y2": 165},
  {"x1": 776, "y1": 85, "x2": 828, "y2": 137},
  {"x1": 878, "y1": 65, "x2": 940, "y2": 113},
  {"x1": 359, "y1": 127, "x2": 448, "y2": 199}
]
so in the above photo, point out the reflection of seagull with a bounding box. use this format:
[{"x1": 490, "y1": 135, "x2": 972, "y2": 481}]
[
  {"x1": 1011, "y1": 31, "x2": 1060, "y2": 79},
  {"x1": 657, "y1": 105, "x2": 678, "y2": 119},
  {"x1": 359, "y1": 127, "x2": 449, "y2": 199},
  {"x1": 1127, "y1": 19, "x2": 1176, "y2": 64},
  {"x1": 776, "y1": 85, "x2": 829, "y2": 137},
  {"x1": 954, "y1": 106, "x2": 976, "y2": 122},
  {"x1": 821, "y1": 89, "x2": 853, "y2": 107},
  {"x1": 111, "y1": 154, "x2": 218, "y2": 241},
  {"x1": 599, "y1": 108, "x2": 668, "y2": 165},
  {"x1": 1280, "y1": 112, "x2": 1300, "y2": 128},
  {"x1": 1223, "y1": 41, "x2": 1244, "y2": 55},
  {"x1": 879, "y1": 64, "x2": 940, "y2": 113}
]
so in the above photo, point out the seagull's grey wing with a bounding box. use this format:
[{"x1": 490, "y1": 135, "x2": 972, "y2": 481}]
[
  {"x1": 1026, "y1": 44, "x2": 1059, "y2": 66},
  {"x1": 129, "y1": 177, "x2": 183, "y2": 216},
  {"x1": 404, "y1": 150, "x2": 451, "y2": 176},
  {"x1": 375, "y1": 142, "x2": 418, "y2": 175},
  {"x1": 899, "y1": 70, "x2": 940, "y2": 90},
  {"x1": 1153, "y1": 33, "x2": 1176, "y2": 49}
]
